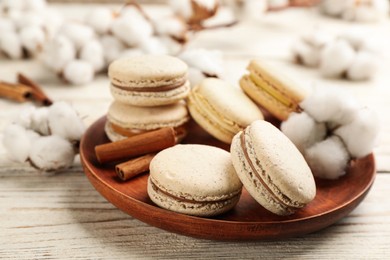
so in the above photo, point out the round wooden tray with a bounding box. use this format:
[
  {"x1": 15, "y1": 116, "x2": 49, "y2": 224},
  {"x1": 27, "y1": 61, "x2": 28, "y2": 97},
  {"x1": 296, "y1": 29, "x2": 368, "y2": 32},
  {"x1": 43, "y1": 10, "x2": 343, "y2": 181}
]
[{"x1": 80, "y1": 116, "x2": 376, "y2": 240}]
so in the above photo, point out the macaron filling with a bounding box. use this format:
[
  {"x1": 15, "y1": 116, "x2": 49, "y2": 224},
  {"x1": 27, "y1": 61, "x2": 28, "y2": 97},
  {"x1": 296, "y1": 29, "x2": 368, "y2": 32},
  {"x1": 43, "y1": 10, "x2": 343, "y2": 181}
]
[
  {"x1": 248, "y1": 71, "x2": 300, "y2": 112},
  {"x1": 239, "y1": 128, "x2": 304, "y2": 211},
  {"x1": 149, "y1": 177, "x2": 241, "y2": 205},
  {"x1": 111, "y1": 78, "x2": 187, "y2": 93}
]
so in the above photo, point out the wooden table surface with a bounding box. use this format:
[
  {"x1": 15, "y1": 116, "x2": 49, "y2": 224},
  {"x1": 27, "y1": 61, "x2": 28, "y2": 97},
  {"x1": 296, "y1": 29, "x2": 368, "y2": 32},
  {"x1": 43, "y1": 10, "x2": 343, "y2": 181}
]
[{"x1": 1, "y1": 4, "x2": 389, "y2": 259}]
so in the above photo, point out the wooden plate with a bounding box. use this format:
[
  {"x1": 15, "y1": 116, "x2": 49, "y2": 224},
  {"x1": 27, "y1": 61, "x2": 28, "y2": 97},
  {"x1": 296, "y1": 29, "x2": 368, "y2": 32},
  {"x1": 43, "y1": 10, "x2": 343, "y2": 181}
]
[{"x1": 80, "y1": 116, "x2": 376, "y2": 240}]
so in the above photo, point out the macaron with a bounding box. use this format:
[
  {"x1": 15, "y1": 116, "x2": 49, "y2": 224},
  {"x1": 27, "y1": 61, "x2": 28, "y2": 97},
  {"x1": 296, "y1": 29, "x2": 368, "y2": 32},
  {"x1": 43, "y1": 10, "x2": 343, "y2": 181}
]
[
  {"x1": 187, "y1": 78, "x2": 263, "y2": 144},
  {"x1": 230, "y1": 120, "x2": 316, "y2": 216},
  {"x1": 105, "y1": 101, "x2": 189, "y2": 142},
  {"x1": 240, "y1": 59, "x2": 307, "y2": 121},
  {"x1": 147, "y1": 144, "x2": 243, "y2": 217},
  {"x1": 108, "y1": 55, "x2": 190, "y2": 106}
]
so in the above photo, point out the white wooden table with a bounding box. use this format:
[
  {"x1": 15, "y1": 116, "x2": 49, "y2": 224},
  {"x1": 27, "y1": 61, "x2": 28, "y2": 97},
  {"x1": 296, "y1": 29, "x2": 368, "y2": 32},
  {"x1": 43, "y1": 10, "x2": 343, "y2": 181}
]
[{"x1": 1, "y1": 4, "x2": 390, "y2": 259}]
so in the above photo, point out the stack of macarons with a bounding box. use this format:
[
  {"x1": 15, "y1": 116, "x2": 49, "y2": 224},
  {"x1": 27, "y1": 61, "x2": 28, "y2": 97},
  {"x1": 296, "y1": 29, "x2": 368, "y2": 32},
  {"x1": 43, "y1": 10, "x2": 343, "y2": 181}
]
[{"x1": 105, "y1": 55, "x2": 191, "y2": 142}]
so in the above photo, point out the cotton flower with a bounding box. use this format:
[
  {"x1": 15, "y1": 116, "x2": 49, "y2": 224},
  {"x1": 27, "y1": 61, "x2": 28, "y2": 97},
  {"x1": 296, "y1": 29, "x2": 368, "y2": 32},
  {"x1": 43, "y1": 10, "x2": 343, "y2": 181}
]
[
  {"x1": 281, "y1": 112, "x2": 327, "y2": 153},
  {"x1": 111, "y1": 7, "x2": 153, "y2": 47},
  {"x1": 63, "y1": 60, "x2": 94, "y2": 85},
  {"x1": 14, "y1": 105, "x2": 36, "y2": 129},
  {"x1": 80, "y1": 39, "x2": 105, "y2": 72},
  {"x1": 305, "y1": 136, "x2": 350, "y2": 180},
  {"x1": 19, "y1": 26, "x2": 45, "y2": 55},
  {"x1": 226, "y1": 0, "x2": 267, "y2": 20},
  {"x1": 0, "y1": 18, "x2": 15, "y2": 33},
  {"x1": 15, "y1": 11, "x2": 44, "y2": 29},
  {"x1": 346, "y1": 51, "x2": 378, "y2": 81},
  {"x1": 0, "y1": 30, "x2": 23, "y2": 59},
  {"x1": 100, "y1": 35, "x2": 126, "y2": 64},
  {"x1": 319, "y1": 39, "x2": 355, "y2": 78},
  {"x1": 2, "y1": 124, "x2": 33, "y2": 163},
  {"x1": 48, "y1": 101, "x2": 85, "y2": 142},
  {"x1": 24, "y1": 0, "x2": 47, "y2": 12},
  {"x1": 0, "y1": 0, "x2": 25, "y2": 13},
  {"x1": 187, "y1": 67, "x2": 207, "y2": 86},
  {"x1": 169, "y1": 0, "x2": 219, "y2": 24},
  {"x1": 41, "y1": 9, "x2": 64, "y2": 39},
  {"x1": 320, "y1": 0, "x2": 351, "y2": 17},
  {"x1": 61, "y1": 22, "x2": 95, "y2": 50},
  {"x1": 29, "y1": 135, "x2": 75, "y2": 171},
  {"x1": 41, "y1": 35, "x2": 76, "y2": 73},
  {"x1": 120, "y1": 48, "x2": 145, "y2": 59},
  {"x1": 178, "y1": 48, "x2": 224, "y2": 77},
  {"x1": 85, "y1": 7, "x2": 114, "y2": 35},
  {"x1": 140, "y1": 36, "x2": 169, "y2": 55},
  {"x1": 268, "y1": 0, "x2": 289, "y2": 9},
  {"x1": 334, "y1": 108, "x2": 380, "y2": 158},
  {"x1": 154, "y1": 16, "x2": 188, "y2": 41},
  {"x1": 30, "y1": 107, "x2": 50, "y2": 135}
]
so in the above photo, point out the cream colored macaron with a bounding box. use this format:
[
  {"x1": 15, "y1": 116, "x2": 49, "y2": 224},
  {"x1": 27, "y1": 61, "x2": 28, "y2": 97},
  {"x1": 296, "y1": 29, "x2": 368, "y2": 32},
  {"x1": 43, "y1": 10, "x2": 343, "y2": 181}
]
[
  {"x1": 147, "y1": 144, "x2": 243, "y2": 217},
  {"x1": 188, "y1": 78, "x2": 263, "y2": 144},
  {"x1": 230, "y1": 120, "x2": 316, "y2": 215},
  {"x1": 108, "y1": 55, "x2": 190, "y2": 106},
  {"x1": 105, "y1": 101, "x2": 189, "y2": 142}
]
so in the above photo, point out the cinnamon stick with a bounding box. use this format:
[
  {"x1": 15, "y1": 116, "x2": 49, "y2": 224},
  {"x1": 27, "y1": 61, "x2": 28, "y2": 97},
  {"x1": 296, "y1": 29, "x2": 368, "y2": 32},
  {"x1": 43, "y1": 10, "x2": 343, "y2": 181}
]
[
  {"x1": 115, "y1": 153, "x2": 155, "y2": 181},
  {"x1": 17, "y1": 73, "x2": 52, "y2": 106},
  {"x1": 0, "y1": 81, "x2": 33, "y2": 102},
  {"x1": 95, "y1": 127, "x2": 176, "y2": 164}
]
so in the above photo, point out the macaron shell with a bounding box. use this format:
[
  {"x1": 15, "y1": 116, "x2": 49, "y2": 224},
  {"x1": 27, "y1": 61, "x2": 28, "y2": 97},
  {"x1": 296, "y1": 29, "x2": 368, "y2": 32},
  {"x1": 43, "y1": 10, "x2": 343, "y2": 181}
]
[
  {"x1": 240, "y1": 75, "x2": 291, "y2": 121},
  {"x1": 107, "y1": 101, "x2": 189, "y2": 130},
  {"x1": 110, "y1": 81, "x2": 190, "y2": 107},
  {"x1": 108, "y1": 55, "x2": 188, "y2": 88},
  {"x1": 104, "y1": 121, "x2": 126, "y2": 142},
  {"x1": 147, "y1": 177, "x2": 241, "y2": 217}
]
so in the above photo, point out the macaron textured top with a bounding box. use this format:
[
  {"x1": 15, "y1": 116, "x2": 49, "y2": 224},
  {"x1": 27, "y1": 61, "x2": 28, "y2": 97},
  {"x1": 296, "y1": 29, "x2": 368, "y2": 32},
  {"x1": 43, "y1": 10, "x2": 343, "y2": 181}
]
[
  {"x1": 188, "y1": 78, "x2": 263, "y2": 143},
  {"x1": 108, "y1": 55, "x2": 190, "y2": 106},
  {"x1": 240, "y1": 59, "x2": 307, "y2": 121},
  {"x1": 147, "y1": 144, "x2": 243, "y2": 216},
  {"x1": 231, "y1": 120, "x2": 316, "y2": 215}
]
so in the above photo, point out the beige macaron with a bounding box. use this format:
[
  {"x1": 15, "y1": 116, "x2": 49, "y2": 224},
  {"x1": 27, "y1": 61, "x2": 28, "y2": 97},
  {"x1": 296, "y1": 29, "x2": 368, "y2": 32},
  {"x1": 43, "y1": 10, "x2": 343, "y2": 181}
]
[
  {"x1": 105, "y1": 101, "x2": 189, "y2": 142},
  {"x1": 188, "y1": 78, "x2": 263, "y2": 144},
  {"x1": 147, "y1": 144, "x2": 243, "y2": 217},
  {"x1": 230, "y1": 120, "x2": 316, "y2": 216},
  {"x1": 108, "y1": 55, "x2": 190, "y2": 106},
  {"x1": 240, "y1": 60, "x2": 307, "y2": 121}
]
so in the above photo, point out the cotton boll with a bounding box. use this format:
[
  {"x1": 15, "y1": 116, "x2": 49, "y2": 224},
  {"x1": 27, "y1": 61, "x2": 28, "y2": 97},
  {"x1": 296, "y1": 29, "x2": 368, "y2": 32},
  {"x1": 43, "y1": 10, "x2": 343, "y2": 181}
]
[
  {"x1": 0, "y1": 18, "x2": 15, "y2": 33},
  {"x1": 61, "y1": 22, "x2": 95, "y2": 50},
  {"x1": 334, "y1": 108, "x2": 380, "y2": 158},
  {"x1": 41, "y1": 9, "x2": 64, "y2": 39},
  {"x1": 63, "y1": 60, "x2": 94, "y2": 85},
  {"x1": 154, "y1": 16, "x2": 187, "y2": 40},
  {"x1": 305, "y1": 136, "x2": 350, "y2": 180},
  {"x1": 291, "y1": 40, "x2": 321, "y2": 67},
  {"x1": 159, "y1": 36, "x2": 184, "y2": 55},
  {"x1": 111, "y1": 11, "x2": 153, "y2": 47},
  {"x1": 100, "y1": 35, "x2": 126, "y2": 64},
  {"x1": 281, "y1": 112, "x2": 327, "y2": 153},
  {"x1": 41, "y1": 35, "x2": 76, "y2": 73},
  {"x1": 30, "y1": 107, "x2": 50, "y2": 135},
  {"x1": 193, "y1": 0, "x2": 219, "y2": 11},
  {"x1": 301, "y1": 87, "x2": 360, "y2": 126},
  {"x1": 85, "y1": 7, "x2": 113, "y2": 35},
  {"x1": 346, "y1": 51, "x2": 378, "y2": 81},
  {"x1": 29, "y1": 135, "x2": 75, "y2": 171},
  {"x1": 0, "y1": 30, "x2": 22, "y2": 59},
  {"x1": 80, "y1": 39, "x2": 105, "y2": 72},
  {"x1": 15, "y1": 11, "x2": 44, "y2": 30},
  {"x1": 48, "y1": 101, "x2": 85, "y2": 142},
  {"x1": 268, "y1": 0, "x2": 289, "y2": 9},
  {"x1": 140, "y1": 36, "x2": 169, "y2": 55},
  {"x1": 302, "y1": 30, "x2": 333, "y2": 48},
  {"x1": 178, "y1": 48, "x2": 224, "y2": 77},
  {"x1": 24, "y1": 0, "x2": 47, "y2": 12},
  {"x1": 120, "y1": 48, "x2": 144, "y2": 59},
  {"x1": 169, "y1": 0, "x2": 193, "y2": 20},
  {"x1": 14, "y1": 105, "x2": 36, "y2": 128},
  {"x1": 338, "y1": 29, "x2": 366, "y2": 50},
  {"x1": 0, "y1": 0, "x2": 24, "y2": 13},
  {"x1": 19, "y1": 26, "x2": 45, "y2": 55},
  {"x1": 229, "y1": 0, "x2": 267, "y2": 21},
  {"x1": 187, "y1": 67, "x2": 206, "y2": 86},
  {"x1": 319, "y1": 39, "x2": 355, "y2": 78},
  {"x1": 320, "y1": 0, "x2": 352, "y2": 17},
  {"x1": 2, "y1": 124, "x2": 32, "y2": 163}
]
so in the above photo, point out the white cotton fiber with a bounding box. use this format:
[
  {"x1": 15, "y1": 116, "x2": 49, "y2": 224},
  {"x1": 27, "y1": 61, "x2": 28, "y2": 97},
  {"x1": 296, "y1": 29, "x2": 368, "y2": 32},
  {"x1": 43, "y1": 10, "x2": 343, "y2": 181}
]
[
  {"x1": 305, "y1": 136, "x2": 350, "y2": 180},
  {"x1": 169, "y1": 0, "x2": 192, "y2": 20},
  {"x1": 14, "y1": 105, "x2": 36, "y2": 129},
  {"x1": 154, "y1": 16, "x2": 187, "y2": 39},
  {"x1": 140, "y1": 36, "x2": 169, "y2": 55},
  {"x1": 346, "y1": 51, "x2": 378, "y2": 81},
  {"x1": 320, "y1": 0, "x2": 350, "y2": 17},
  {"x1": 111, "y1": 8, "x2": 153, "y2": 47},
  {"x1": 281, "y1": 112, "x2": 327, "y2": 153},
  {"x1": 334, "y1": 108, "x2": 380, "y2": 158},
  {"x1": 19, "y1": 26, "x2": 45, "y2": 55},
  {"x1": 41, "y1": 35, "x2": 76, "y2": 73},
  {"x1": 0, "y1": 18, "x2": 15, "y2": 33},
  {"x1": 319, "y1": 39, "x2": 355, "y2": 78},
  {"x1": 85, "y1": 7, "x2": 113, "y2": 34},
  {"x1": 291, "y1": 40, "x2": 321, "y2": 67},
  {"x1": 61, "y1": 22, "x2": 95, "y2": 50},
  {"x1": 29, "y1": 135, "x2": 75, "y2": 171},
  {"x1": 30, "y1": 107, "x2": 50, "y2": 135},
  {"x1": 187, "y1": 67, "x2": 206, "y2": 87},
  {"x1": 63, "y1": 60, "x2": 94, "y2": 85},
  {"x1": 300, "y1": 87, "x2": 360, "y2": 126},
  {"x1": 120, "y1": 48, "x2": 144, "y2": 59},
  {"x1": 100, "y1": 35, "x2": 126, "y2": 64},
  {"x1": 0, "y1": 30, "x2": 22, "y2": 59},
  {"x1": 268, "y1": 0, "x2": 289, "y2": 9},
  {"x1": 2, "y1": 124, "x2": 32, "y2": 163},
  {"x1": 80, "y1": 39, "x2": 105, "y2": 72},
  {"x1": 178, "y1": 48, "x2": 223, "y2": 77},
  {"x1": 48, "y1": 101, "x2": 85, "y2": 142}
]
